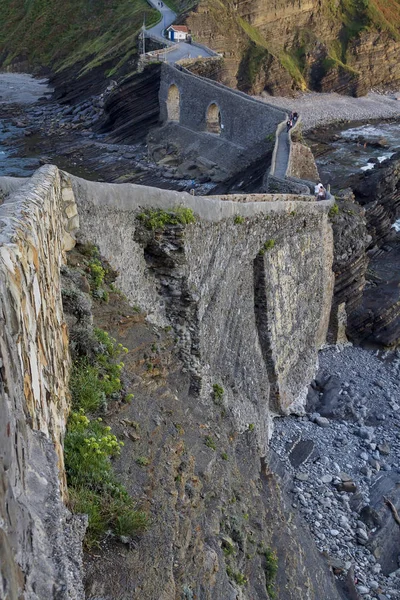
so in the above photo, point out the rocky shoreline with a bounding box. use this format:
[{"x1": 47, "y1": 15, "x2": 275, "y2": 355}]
[{"x1": 271, "y1": 344, "x2": 400, "y2": 600}]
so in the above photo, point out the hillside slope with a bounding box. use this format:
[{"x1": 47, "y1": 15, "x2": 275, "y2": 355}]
[
  {"x1": 0, "y1": 0, "x2": 158, "y2": 78},
  {"x1": 182, "y1": 0, "x2": 400, "y2": 95}
]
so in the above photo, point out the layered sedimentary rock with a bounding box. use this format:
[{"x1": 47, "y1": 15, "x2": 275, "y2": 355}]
[
  {"x1": 328, "y1": 192, "x2": 371, "y2": 344},
  {"x1": 348, "y1": 154, "x2": 400, "y2": 346},
  {"x1": 99, "y1": 63, "x2": 162, "y2": 143},
  {"x1": 183, "y1": 0, "x2": 400, "y2": 95},
  {"x1": 0, "y1": 167, "x2": 85, "y2": 599},
  {"x1": 329, "y1": 154, "x2": 400, "y2": 347}
]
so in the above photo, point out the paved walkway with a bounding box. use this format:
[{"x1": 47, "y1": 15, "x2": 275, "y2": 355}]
[
  {"x1": 274, "y1": 128, "x2": 290, "y2": 178},
  {"x1": 145, "y1": 0, "x2": 214, "y2": 63}
]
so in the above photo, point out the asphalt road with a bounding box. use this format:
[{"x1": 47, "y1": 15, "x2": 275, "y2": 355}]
[{"x1": 145, "y1": 0, "x2": 214, "y2": 63}]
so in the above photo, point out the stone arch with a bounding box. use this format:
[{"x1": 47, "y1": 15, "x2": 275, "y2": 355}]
[
  {"x1": 206, "y1": 102, "x2": 221, "y2": 134},
  {"x1": 166, "y1": 84, "x2": 180, "y2": 121}
]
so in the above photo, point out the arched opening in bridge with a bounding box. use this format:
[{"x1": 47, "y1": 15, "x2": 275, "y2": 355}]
[
  {"x1": 166, "y1": 84, "x2": 180, "y2": 122},
  {"x1": 206, "y1": 103, "x2": 221, "y2": 134}
]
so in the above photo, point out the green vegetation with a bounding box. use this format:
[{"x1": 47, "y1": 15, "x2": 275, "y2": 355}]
[
  {"x1": 137, "y1": 207, "x2": 196, "y2": 230},
  {"x1": 248, "y1": 423, "x2": 255, "y2": 432},
  {"x1": 212, "y1": 383, "x2": 224, "y2": 403},
  {"x1": 261, "y1": 548, "x2": 278, "y2": 598},
  {"x1": 65, "y1": 411, "x2": 147, "y2": 546},
  {"x1": 279, "y1": 52, "x2": 307, "y2": 90},
  {"x1": 239, "y1": 41, "x2": 270, "y2": 89},
  {"x1": 259, "y1": 240, "x2": 275, "y2": 256},
  {"x1": 66, "y1": 328, "x2": 146, "y2": 546},
  {"x1": 221, "y1": 452, "x2": 228, "y2": 460},
  {"x1": 222, "y1": 539, "x2": 235, "y2": 556},
  {"x1": 204, "y1": 435, "x2": 217, "y2": 451},
  {"x1": 234, "y1": 215, "x2": 245, "y2": 224},
  {"x1": 70, "y1": 329, "x2": 127, "y2": 413},
  {"x1": 0, "y1": 0, "x2": 159, "y2": 74},
  {"x1": 88, "y1": 259, "x2": 106, "y2": 290},
  {"x1": 329, "y1": 203, "x2": 339, "y2": 218},
  {"x1": 226, "y1": 567, "x2": 248, "y2": 586},
  {"x1": 136, "y1": 456, "x2": 150, "y2": 467}
]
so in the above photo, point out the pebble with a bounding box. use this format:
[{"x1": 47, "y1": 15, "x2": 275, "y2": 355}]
[
  {"x1": 270, "y1": 345, "x2": 400, "y2": 599},
  {"x1": 357, "y1": 585, "x2": 370, "y2": 595},
  {"x1": 315, "y1": 416, "x2": 330, "y2": 427}
]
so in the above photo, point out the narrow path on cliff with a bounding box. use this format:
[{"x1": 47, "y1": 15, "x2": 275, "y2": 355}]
[
  {"x1": 274, "y1": 128, "x2": 290, "y2": 178},
  {"x1": 145, "y1": 0, "x2": 215, "y2": 62}
]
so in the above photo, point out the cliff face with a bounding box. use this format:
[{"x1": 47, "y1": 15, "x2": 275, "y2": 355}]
[
  {"x1": 328, "y1": 154, "x2": 400, "y2": 347},
  {"x1": 183, "y1": 0, "x2": 400, "y2": 95}
]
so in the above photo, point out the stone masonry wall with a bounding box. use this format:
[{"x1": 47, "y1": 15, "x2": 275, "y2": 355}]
[
  {"x1": 72, "y1": 174, "x2": 334, "y2": 452},
  {"x1": 159, "y1": 63, "x2": 286, "y2": 146},
  {"x1": 0, "y1": 165, "x2": 84, "y2": 600},
  {"x1": 148, "y1": 63, "x2": 286, "y2": 180}
]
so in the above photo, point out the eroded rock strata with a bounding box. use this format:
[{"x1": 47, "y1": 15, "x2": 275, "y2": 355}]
[{"x1": 182, "y1": 0, "x2": 400, "y2": 95}]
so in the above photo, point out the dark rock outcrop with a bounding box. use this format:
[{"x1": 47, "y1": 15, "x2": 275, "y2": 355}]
[
  {"x1": 98, "y1": 63, "x2": 162, "y2": 143},
  {"x1": 328, "y1": 192, "x2": 370, "y2": 343},
  {"x1": 330, "y1": 154, "x2": 400, "y2": 347}
]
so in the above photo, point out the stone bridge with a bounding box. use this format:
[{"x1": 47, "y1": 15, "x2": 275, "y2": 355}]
[{"x1": 147, "y1": 63, "x2": 287, "y2": 181}]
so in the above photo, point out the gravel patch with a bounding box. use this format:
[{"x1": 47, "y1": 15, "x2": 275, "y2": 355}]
[
  {"x1": 257, "y1": 91, "x2": 400, "y2": 131},
  {"x1": 271, "y1": 344, "x2": 400, "y2": 600}
]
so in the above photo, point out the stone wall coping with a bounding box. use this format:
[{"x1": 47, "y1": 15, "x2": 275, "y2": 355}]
[
  {"x1": 68, "y1": 171, "x2": 333, "y2": 222},
  {"x1": 0, "y1": 175, "x2": 28, "y2": 199}
]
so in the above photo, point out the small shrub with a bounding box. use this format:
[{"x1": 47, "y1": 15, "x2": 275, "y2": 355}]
[
  {"x1": 259, "y1": 239, "x2": 275, "y2": 256},
  {"x1": 329, "y1": 202, "x2": 339, "y2": 218},
  {"x1": 221, "y1": 452, "x2": 228, "y2": 461},
  {"x1": 204, "y1": 435, "x2": 217, "y2": 451},
  {"x1": 137, "y1": 206, "x2": 195, "y2": 230},
  {"x1": 69, "y1": 361, "x2": 107, "y2": 413},
  {"x1": 79, "y1": 243, "x2": 100, "y2": 258},
  {"x1": 226, "y1": 567, "x2": 247, "y2": 586},
  {"x1": 212, "y1": 383, "x2": 224, "y2": 404},
  {"x1": 88, "y1": 259, "x2": 105, "y2": 290},
  {"x1": 222, "y1": 541, "x2": 235, "y2": 556},
  {"x1": 263, "y1": 548, "x2": 278, "y2": 598},
  {"x1": 136, "y1": 456, "x2": 150, "y2": 467},
  {"x1": 234, "y1": 215, "x2": 244, "y2": 224},
  {"x1": 248, "y1": 423, "x2": 255, "y2": 432},
  {"x1": 264, "y1": 239, "x2": 275, "y2": 250},
  {"x1": 65, "y1": 411, "x2": 123, "y2": 490},
  {"x1": 265, "y1": 133, "x2": 275, "y2": 142}
]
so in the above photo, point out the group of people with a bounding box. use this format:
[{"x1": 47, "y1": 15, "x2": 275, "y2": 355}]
[
  {"x1": 286, "y1": 111, "x2": 298, "y2": 132},
  {"x1": 314, "y1": 183, "x2": 327, "y2": 200}
]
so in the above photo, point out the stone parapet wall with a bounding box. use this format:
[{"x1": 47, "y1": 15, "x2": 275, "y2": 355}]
[
  {"x1": 266, "y1": 116, "x2": 323, "y2": 196},
  {"x1": 160, "y1": 63, "x2": 285, "y2": 147},
  {"x1": 0, "y1": 165, "x2": 84, "y2": 600},
  {"x1": 72, "y1": 174, "x2": 334, "y2": 452}
]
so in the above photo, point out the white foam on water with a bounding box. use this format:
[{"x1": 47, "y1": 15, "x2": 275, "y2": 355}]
[
  {"x1": 361, "y1": 163, "x2": 375, "y2": 171},
  {"x1": 378, "y1": 153, "x2": 394, "y2": 163},
  {"x1": 392, "y1": 219, "x2": 400, "y2": 232}
]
